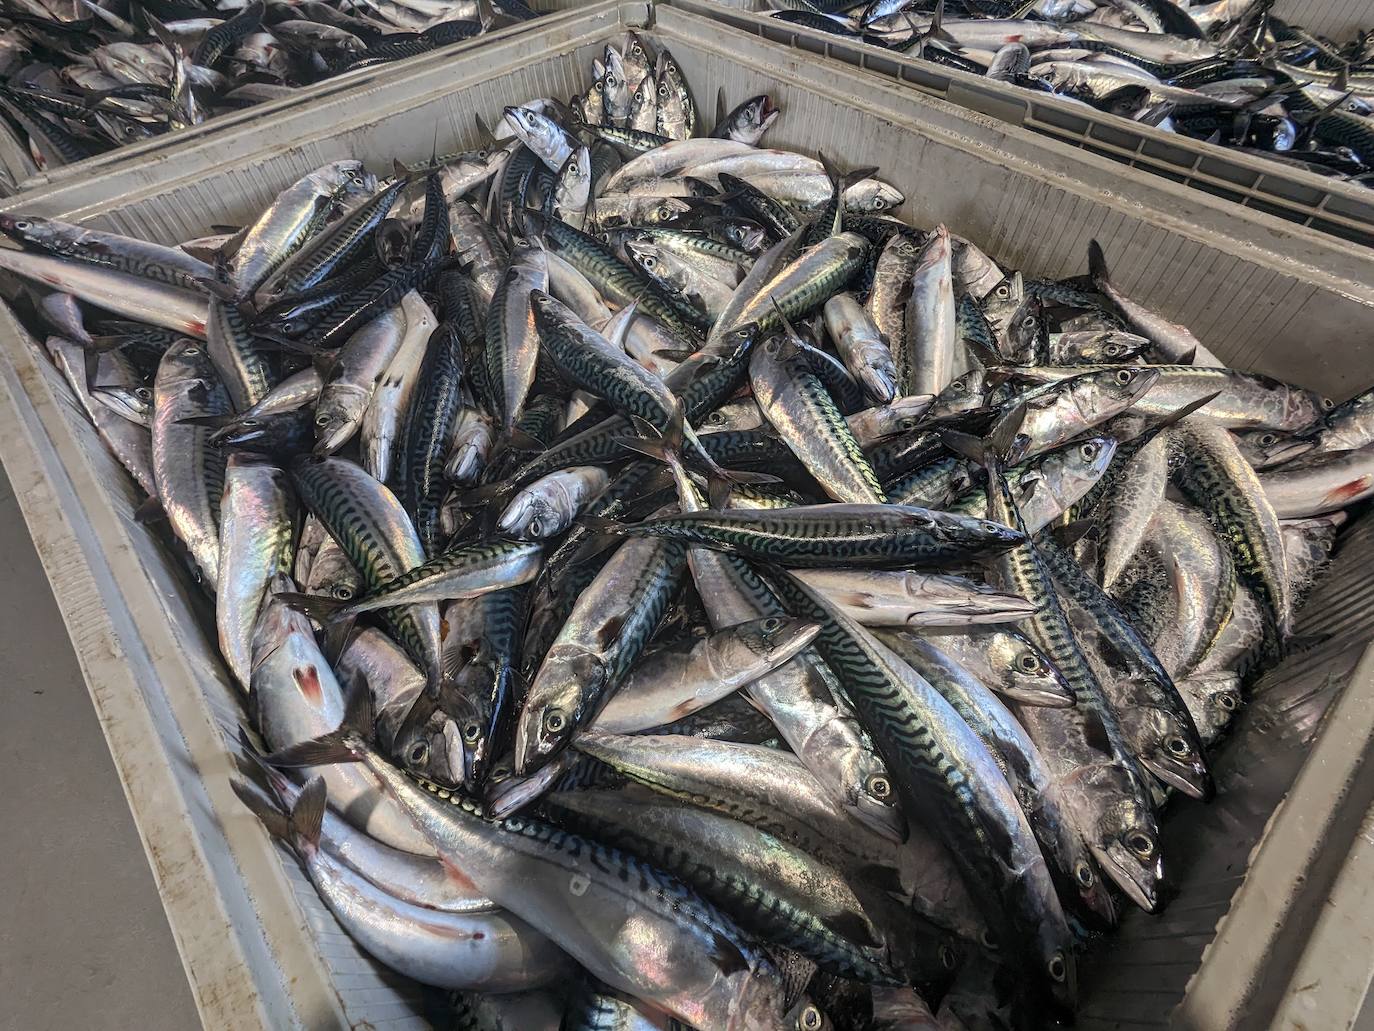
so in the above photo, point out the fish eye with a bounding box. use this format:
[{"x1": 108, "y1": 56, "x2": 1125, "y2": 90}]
[
  {"x1": 1115, "y1": 369, "x2": 1134, "y2": 384},
  {"x1": 1125, "y1": 830, "x2": 1156, "y2": 859},
  {"x1": 1259, "y1": 433, "x2": 1277, "y2": 446},
  {"x1": 315, "y1": 412, "x2": 331, "y2": 426},
  {"x1": 184, "y1": 346, "x2": 200, "y2": 355},
  {"x1": 797, "y1": 1006, "x2": 823, "y2": 1031},
  {"x1": 658, "y1": 84, "x2": 669, "y2": 97},
  {"x1": 135, "y1": 387, "x2": 152, "y2": 400},
  {"x1": 1078, "y1": 441, "x2": 1098, "y2": 462},
  {"x1": 527, "y1": 517, "x2": 542, "y2": 537},
  {"x1": 543, "y1": 708, "x2": 567, "y2": 734},
  {"x1": 1165, "y1": 736, "x2": 1190, "y2": 757},
  {"x1": 331, "y1": 584, "x2": 354, "y2": 600},
  {"x1": 1016, "y1": 652, "x2": 1042, "y2": 674},
  {"x1": 1217, "y1": 691, "x2": 1239, "y2": 711},
  {"x1": 407, "y1": 740, "x2": 430, "y2": 766},
  {"x1": 1321, "y1": 397, "x2": 1336, "y2": 410},
  {"x1": 643, "y1": 255, "x2": 655, "y2": 268},
  {"x1": 1074, "y1": 860, "x2": 1094, "y2": 887},
  {"x1": 1021, "y1": 315, "x2": 1036, "y2": 329},
  {"x1": 1104, "y1": 343, "x2": 1123, "y2": 356},
  {"x1": 995, "y1": 285, "x2": 1009, "y2": 298},
  {"x1": 1048, "y1": 954, "x2": 1068, "y2": 982},
  {"x1": 939, "y1": 944, "x2": 958, "y2": 970},
  {"x1": 762, "y1": 616, "x2": 782, "y2": 632},
  {"x1": 871, "y1": 197, "x2": 886, "y2": 209},
  {"x1": 462, "y1": 720, "x2": 482, "y2": 744},
  {"x1": 866, "y1": 774, "x2": 892, "y2": 799},
  {"x1": 14, "y1": 219, "x2": 29, "y2": 230}
]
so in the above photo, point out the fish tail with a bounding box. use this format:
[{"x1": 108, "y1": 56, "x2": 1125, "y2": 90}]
[
  {"x1": 287, "y1": 776, "x2": 327, "y2": 850},
  {"x1": 229, "y1": 777, "x2": 290, "y2": 840}
]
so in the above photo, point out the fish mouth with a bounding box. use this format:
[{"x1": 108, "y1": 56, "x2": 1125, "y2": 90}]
[
  {"x1": 849, "y1": 791, "x2": 908, "y2": 844},
  {"x1": 1141, "y1": 753, "x2": 1214, "y2": 802},
  {"x1": 1002, "y1": 683, "x2": 1076, "y2": 707},
  {"x1": 764, "y1": 619, "x2": 821, "y2": 664},
  {"x1": 1090, "y1": 842, "x2": 1162, "y2": 913}
]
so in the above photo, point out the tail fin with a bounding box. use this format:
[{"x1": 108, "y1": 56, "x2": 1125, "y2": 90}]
[
  {"x1": 1087, "y1": 239, "x2": 1110, "y2": 289},
  {"x1": 475, "y1": 0, "x2": 497, "y2": 32},
  {"x1": 229, "y1": 777, "x2": 291, "y2": 840},
  {"x1": 273, "y1": 590, "x2": 355, "y2": 625},
  {"x1": 288, "y1": 776, "x2": 327, "y2": 850}
]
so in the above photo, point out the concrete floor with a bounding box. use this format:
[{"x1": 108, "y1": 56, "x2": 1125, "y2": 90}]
[{"x1": 0, "y1": 463, "x2": 199, "y2": 1030}]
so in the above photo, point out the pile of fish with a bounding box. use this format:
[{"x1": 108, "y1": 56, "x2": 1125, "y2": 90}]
[
  {"x1": 0, "y1": 0, "x2": 538, "y2": 179},
  {"x1": 1, "y1": 30, "x2": 1371, "y2": 1030},
  {"x1": 762, "y1": 0, "x2": 1374, "y2": 187}
]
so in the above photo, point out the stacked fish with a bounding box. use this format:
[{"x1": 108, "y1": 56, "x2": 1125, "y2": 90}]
[
  {"x1": 0, "y1": 0, "x2": 538, "y2": 177},
  {"x1": 762, "y1": 0, "x2": 1374, "y2": 187},
  {"x1": 1, "y1": 32, "x2": 1370, "y2": 1029}
]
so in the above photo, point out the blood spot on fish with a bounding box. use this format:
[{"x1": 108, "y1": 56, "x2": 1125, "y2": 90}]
[
  {"x1": 1326, "y1": 476, "x2": 1374, "y2": 505},
  {"x1": 472, "y1": 931, "x2": 485, "y2": 940},
  {"x1": 293, "y1": 664, "x2": 323, "y2": 703},
  {"x1": 440, "y1": 857, "x2": 479, "y2": 893}
]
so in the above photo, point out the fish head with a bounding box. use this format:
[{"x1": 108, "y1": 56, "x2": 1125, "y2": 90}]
[
  {"x1": 623, "y1": 238, "x2": 679, "y2": 287},
  {"x1": 316, "y1": 159, "x2": 374, "y2": 203},
  {"x1": 1066, "y1": 331, "x2": 1149, "y2": 365},
  {"x1": 392, "y1": 694, "x2": 466, "y2": 789},
  {"x1": 553, "y1": 146, "x2": 591, "y2": 210},
  {"x1": 1075, "y1": 365, "x2": 1160, "y2": 420},
  {"x1": 931, "y1": 369, "x2": 986, "y2": 417},
  {"x1": 1121, "y1": 702, "x2": 1213, "y2": 801},
  {"x1": 1232, "y1": 428, "x2": 1316, "y2": 470},
  {"x1": 1094, "y1": 821, "x2": 1164, "y2": 914},
  {"x1": 784, "y1": 997, "x2": 833, "y2": 1031},
  {"x1": 503, "y1": 104, "x2": 555, "y2": 151},
  {"x1": 0, "y1": 211, "x2": 52, "y2": 249},
  {"x1": 707, "y1": 215, "x2": 766, "y2": 254},
  {"x1": 986, "y1": 630, "x2": 1075, "y2": 706},
  {"x1": 641, "y1": 197, "x2": 690, "y2": 225},
  {"x1": 514, "y1": 648, "x2": 604, "y2": 774},
  {"x1": 311, "y1": 384, "x2": 370, "y2": 456},
  {"x1": 728, "y1": 94, "x2": 780, "y2": 146},
  {"x1": 842, "y1": 178, "x2": 904, "y2": 213},
  {"x1": 837, "y1": 745, "x2": 906, "y2": 843},
  {"x1": 932, "y1": 509, "x2": 1026, "y2": 552},
  {"x1": 1040, "y1": 435, "x2": 1117, "y2": 499},
  {"x1": 216, "y1": 409, "x2": 314, "y2": 456},
  {"x1": 700, "y1": 397, "x2": 767, "y2": 433},
  {"x1": 1181, "y1": 672, "x2": 1240, "y2": 742},
  {"x1": 713, "y1": 615, "x2": 820, "y2": 686},
  {"x1": 602, "y1": 45, "x2": 627, "y2": 100},
  {"x1": 984, "y1": 270, "x2": 1025, "y2": 314},
  {"x1": 1004, "y1": 295, "x2": 1045, "y2": 364},
  {"x1": 498, "y1": 484, "x2": 572, "y2": 541}
]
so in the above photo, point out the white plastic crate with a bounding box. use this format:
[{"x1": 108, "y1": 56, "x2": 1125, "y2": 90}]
[
  {"x1": 0, "y1": 3, "x2": 1372, "y2": 1026},
  {"x1": 682, "y1": 0, "x2": 1374, "y2": 249}
]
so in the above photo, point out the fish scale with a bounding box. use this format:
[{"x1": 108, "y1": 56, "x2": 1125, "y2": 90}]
[
  {"x1": 751, "y1": 334, "x2": 887, "y2": 504},
  {"x1": 548, "y1": 790, "x2": 916, "y2": 984},
  {"x1": 289, "y1": 455, "x2": 442, "y2": 688},
  {"x1": 399, "y1": 321, "x2": 465, "y2": 558},
  {"x1": 764, "y1": 570, "x2": 1075, "y2": 1001},
  {"x1": 266, "y1": 178, "x2": 408, "y2": 298},
  {"x1": 605, "y1": 503, "x2": 1025, "y2": 567}
]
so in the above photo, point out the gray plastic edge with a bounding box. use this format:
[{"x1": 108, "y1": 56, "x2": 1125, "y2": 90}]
[
  {"x1": 0, "y1": 305, "x2": 351, "y2": 1031},
  {"x1": 1177, "y1": 641, "x2": 1374, "y2": 1030}
]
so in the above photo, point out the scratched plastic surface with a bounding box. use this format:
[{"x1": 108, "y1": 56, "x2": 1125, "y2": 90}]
[{"x1": 0, "y1": 4, "x2": 1370, "y2": 1028}]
